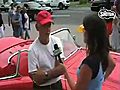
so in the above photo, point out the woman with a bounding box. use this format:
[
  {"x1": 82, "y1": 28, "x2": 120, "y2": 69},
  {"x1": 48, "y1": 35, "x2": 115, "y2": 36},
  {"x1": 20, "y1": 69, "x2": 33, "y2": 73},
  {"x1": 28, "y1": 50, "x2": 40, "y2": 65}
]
[{"x1": 64, "y1": 13, "x2": 115, "y2": 90}]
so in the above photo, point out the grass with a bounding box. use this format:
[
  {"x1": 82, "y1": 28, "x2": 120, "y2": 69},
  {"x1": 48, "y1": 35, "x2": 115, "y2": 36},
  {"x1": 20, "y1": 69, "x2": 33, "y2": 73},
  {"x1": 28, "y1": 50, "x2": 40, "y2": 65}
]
[{"x1": 70, "y1": 1, "x2": 91, "y2": 8}]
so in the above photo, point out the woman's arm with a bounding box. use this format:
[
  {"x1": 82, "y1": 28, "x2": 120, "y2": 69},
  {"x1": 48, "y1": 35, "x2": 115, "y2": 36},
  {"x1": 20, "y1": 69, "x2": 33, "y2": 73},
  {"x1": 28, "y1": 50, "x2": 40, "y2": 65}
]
[
  {"x1": 104, "y1": 54, "x2": 116, "y2": 80},
  {"x1": 64, "y1": 64, "x2": 92, "y2": 90},
  {"x1": 64, "y1": 71, "x2": 76, "y2": 90}
]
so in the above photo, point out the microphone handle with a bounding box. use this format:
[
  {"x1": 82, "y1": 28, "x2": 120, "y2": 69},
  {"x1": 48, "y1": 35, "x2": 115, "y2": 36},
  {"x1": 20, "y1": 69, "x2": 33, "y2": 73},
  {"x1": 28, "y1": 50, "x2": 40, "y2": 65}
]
[{"x1": 58, "y1": 55, "x2": 63, "y2": 63}]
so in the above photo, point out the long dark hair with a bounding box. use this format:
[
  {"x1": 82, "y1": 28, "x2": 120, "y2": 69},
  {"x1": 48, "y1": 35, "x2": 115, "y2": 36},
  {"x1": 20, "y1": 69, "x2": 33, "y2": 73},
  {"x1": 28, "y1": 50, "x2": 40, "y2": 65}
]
[{"x1": 83, "y1": 13, "x2": 109, "y2": 71}]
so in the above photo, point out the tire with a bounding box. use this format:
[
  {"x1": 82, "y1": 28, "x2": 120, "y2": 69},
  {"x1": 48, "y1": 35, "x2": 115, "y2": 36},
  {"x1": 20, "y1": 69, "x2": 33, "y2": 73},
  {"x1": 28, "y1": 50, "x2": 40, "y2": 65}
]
[
  {"x1": 65, "y1": 6, "x2": 69, "y2": 9},
  {"x1": 58, "y1": 3, "x2": 64, "y2": 10}
]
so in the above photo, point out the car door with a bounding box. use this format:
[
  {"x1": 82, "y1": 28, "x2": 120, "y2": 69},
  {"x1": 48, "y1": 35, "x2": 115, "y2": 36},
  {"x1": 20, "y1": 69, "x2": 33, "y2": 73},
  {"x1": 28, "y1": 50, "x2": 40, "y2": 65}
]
[
  {"x1": 0, "y1": 76, "x2": 33, "y2": 90},
  {"x1": 50, "y1": 0, "x2": 59, "y2": 7}
]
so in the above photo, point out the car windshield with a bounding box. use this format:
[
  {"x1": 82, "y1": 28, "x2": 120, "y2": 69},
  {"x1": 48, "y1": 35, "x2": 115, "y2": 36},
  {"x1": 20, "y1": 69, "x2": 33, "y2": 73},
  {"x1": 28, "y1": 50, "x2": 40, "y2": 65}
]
[
  {"x1": 51, "y1": 29, "x2": 78, "y2": 58},
  {"x1": 28, "y1": 2, "x2": 42, "y2": 8}
]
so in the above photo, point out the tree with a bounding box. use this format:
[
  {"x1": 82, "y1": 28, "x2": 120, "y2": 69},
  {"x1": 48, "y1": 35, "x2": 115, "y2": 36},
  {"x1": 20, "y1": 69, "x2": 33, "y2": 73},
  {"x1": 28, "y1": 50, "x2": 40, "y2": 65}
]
[{"x1": 79, "y1": 0, "x2": 88, "y2": 4}]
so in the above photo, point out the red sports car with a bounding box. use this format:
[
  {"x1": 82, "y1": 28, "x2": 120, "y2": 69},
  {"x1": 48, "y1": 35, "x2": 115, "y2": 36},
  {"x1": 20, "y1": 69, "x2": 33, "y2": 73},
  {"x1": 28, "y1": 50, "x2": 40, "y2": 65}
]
[{"x1": 0, "y1": 28, "x2": 120, "y2": 90}]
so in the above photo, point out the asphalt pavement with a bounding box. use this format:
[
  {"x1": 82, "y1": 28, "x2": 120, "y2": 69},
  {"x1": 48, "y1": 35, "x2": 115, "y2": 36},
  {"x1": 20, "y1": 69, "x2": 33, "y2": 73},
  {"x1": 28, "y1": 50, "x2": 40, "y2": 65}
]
[{"x1": 2, "y1": 7, "x2": 91, "y2": 47}]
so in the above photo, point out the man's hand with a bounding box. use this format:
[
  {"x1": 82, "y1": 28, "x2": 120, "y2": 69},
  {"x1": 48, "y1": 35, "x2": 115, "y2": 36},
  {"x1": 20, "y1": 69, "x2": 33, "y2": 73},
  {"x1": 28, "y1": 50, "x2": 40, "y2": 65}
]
[
  {"x1": 30, "y1": 69, "x2": 48, "y2": 85},
  {"x1": 30, "y1": 63, "x2": 66, "y2": 86}
]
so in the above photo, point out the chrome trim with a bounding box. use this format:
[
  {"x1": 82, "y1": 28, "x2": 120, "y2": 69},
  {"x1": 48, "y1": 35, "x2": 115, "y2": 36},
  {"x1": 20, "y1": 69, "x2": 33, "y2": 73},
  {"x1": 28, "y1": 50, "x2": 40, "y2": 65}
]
[
  {"x1": 0, "y1": 49, "x2": 28, "y2": 80},
  {"x1": 8, "y1": 49, "x2": 28, "y2": 64}
]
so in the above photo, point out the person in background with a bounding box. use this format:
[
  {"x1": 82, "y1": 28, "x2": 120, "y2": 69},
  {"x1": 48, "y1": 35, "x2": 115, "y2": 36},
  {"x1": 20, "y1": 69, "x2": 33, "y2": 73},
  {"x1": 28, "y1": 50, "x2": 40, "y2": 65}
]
[
  {"x1": 28, "y1": 10, "x2": 66, "y2": 90},
  {"x1": 110, "y1": 0, "x2": 120, "y2": 52},
  {"x1": 64, "y1": 13, "x2": 115, "y2": 90},
  {"x1": 21, "y1": 7, "x2": 30, "y2": 40},
  {"x1": 0, "y1": 10, "x2": 5, "y2": 38},
  {"x1": 8, "y1": 3, "x2": 16, "y2": 33},
  {"x1": 8, "y1": 3, "x2": 16, "y2": 25},
  {"x1": 12, "y1": 6, "x2": 23, "y2": 38},
  {"x1": 114, "y1": 0, "x2": 120, "y2": 15}
]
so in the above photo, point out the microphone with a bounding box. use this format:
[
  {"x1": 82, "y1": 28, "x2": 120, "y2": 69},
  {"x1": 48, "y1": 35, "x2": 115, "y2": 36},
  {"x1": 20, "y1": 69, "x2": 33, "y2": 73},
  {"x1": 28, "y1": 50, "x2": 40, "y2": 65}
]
[{"x1": 53, "y1": 44, "x2": 63, "y2": 63}]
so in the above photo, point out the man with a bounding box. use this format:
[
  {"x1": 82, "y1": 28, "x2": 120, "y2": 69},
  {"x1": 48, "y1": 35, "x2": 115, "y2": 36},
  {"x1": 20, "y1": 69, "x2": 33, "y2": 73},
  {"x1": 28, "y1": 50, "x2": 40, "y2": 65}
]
[
  {"x1": 28, "y1": 10, "x2": 66, "y2": 90},
  {"x1": 12, "y1": 6, "x2": 23, "y2": 38}
]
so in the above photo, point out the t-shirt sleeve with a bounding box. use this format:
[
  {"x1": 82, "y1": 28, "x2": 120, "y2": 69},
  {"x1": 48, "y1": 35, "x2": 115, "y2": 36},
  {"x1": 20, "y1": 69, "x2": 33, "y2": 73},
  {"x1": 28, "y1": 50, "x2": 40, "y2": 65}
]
[{"x1": 28, "y1": 49, "x2": 38, "y2": 73}]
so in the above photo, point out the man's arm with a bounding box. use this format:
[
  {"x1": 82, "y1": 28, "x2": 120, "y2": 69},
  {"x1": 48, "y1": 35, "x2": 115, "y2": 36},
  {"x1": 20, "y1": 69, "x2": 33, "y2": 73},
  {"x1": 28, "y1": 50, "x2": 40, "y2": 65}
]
[{"x1": 30, "y1": 63, "x2": 66, "y2": 85}]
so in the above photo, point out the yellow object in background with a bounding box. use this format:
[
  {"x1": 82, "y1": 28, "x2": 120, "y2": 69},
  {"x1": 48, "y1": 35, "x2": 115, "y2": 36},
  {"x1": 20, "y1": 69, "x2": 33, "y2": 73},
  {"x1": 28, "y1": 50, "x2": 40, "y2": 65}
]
[{"x1": 76, "y1": 24, "x2": 85, "y2": 33}]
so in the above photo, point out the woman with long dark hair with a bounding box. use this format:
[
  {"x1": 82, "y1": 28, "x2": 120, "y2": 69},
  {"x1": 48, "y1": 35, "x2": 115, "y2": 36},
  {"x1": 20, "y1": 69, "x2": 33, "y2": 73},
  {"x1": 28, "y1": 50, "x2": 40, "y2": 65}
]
[{"x1": 64, "y1": 13, "x2": 115, "y2": 90}]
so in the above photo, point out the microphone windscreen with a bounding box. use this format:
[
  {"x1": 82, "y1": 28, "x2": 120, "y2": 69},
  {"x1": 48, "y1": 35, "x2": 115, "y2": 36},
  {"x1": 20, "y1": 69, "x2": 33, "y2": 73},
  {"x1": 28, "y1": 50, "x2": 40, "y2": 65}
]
[
  {"x1": 53, "y1": 44, "x2": 62, "y2": 56},
  {"x1": 54, "y1": 44, "x2": 59, "y2": 50}
]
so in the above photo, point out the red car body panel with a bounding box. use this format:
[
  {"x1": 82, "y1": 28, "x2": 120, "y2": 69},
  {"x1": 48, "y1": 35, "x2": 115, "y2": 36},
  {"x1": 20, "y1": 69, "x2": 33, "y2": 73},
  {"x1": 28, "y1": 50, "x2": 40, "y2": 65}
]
[
  {"x1": 0, "y1": 76, "x2": 33, "y2": 90},
  {"x1": 0, "y1": 36, "x2": 120, "y2": 90},
  {"x1": 0, "y1": 37, "x2": 33, "y2": 77}
]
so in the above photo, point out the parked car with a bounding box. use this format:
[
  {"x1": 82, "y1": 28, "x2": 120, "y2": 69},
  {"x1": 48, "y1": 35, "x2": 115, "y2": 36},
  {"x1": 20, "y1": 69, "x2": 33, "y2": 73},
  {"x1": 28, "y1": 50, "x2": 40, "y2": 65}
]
[
  {"x1": 0, "y1": 28, "x2": 120, "y2": 90},
  {"x1": 0, "y1": 4, "x2": 9, "y2": 12},
  {"x1": 42, "y1": 0, "x2": 70, "y2": 10},
  {"x1": 91, "y1": 0, "x2": 115, "y2": 12},
  {"x1": 34, "y1": 0, "x2": 46, "y2": 6},
  {"x1": 0, "y1": 1, "x2": 13, "y2": 12},
  {"x1": 17, "y1": 1, "x2": 53, "y2": 21}
]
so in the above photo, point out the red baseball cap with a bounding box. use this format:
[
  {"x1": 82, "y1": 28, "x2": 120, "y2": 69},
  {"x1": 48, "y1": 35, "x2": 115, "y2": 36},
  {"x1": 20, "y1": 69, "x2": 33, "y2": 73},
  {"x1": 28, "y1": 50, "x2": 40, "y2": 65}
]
[{"x1": 36, "y1": 10, "x2": 53, "y2": 25}]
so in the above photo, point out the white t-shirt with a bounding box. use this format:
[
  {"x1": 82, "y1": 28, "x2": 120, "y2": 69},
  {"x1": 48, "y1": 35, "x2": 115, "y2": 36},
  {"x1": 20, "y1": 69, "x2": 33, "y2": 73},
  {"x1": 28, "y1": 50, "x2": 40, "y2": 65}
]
[
  {"x1": 28, "y1": 35, "x2": 64, "y2": 86},
  {"x1": 24, "y1": 13, "x2": 29, "y2": 29}
]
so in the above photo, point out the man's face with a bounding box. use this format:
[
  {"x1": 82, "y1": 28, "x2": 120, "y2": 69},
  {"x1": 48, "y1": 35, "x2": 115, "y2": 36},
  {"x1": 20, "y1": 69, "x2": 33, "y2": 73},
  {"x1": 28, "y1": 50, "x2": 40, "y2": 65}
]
[{"x1": 36, "y1": 22, "x2": 52, "y2": 37}]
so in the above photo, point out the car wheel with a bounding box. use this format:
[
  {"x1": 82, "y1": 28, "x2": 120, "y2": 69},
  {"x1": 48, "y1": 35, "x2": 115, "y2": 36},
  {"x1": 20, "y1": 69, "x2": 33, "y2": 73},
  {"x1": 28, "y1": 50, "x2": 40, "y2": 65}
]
[
  {"x1": 58, "y1": 3, "x2": 64, "y2": 10},
  {"x1": 65, "y1": 6, "x2": 69, "y2": 9}
]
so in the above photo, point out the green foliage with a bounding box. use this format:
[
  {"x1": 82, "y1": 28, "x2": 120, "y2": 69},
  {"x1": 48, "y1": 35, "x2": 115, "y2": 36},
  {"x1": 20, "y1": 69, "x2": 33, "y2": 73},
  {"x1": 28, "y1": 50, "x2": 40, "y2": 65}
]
[
  {"x1": 79, "y1": 0, "x2": 88, "y2": 4},
  {"x1": 70, "y1": 1, "x2": 90, "y2": 8}
]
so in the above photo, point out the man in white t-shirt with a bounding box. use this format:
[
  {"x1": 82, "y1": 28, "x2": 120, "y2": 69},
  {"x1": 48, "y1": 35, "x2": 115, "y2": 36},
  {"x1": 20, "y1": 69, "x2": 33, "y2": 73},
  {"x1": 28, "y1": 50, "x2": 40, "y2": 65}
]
[{"x1": 28, "y1": 10, "x2": 66, "y2": 90}]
